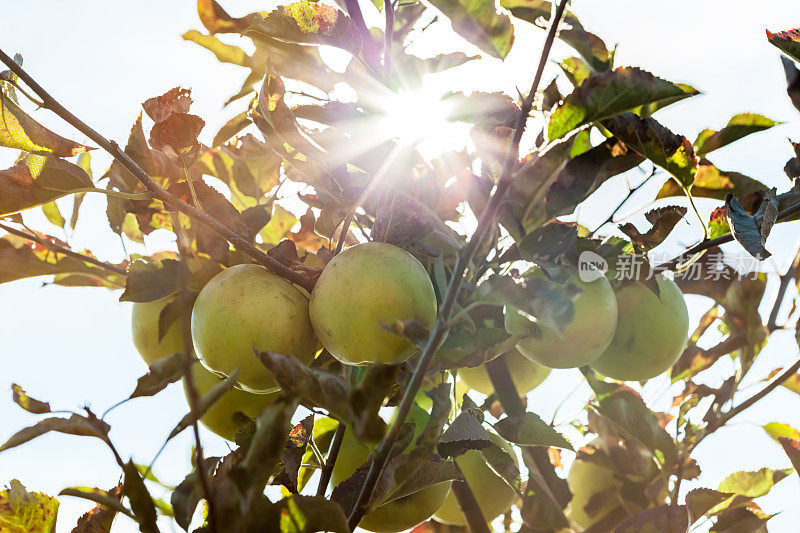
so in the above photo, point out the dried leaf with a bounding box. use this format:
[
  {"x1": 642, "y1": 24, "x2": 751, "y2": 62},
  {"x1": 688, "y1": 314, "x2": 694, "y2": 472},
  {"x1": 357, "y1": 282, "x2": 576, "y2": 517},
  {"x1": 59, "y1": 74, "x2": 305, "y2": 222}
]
[
  {"x1": 0, "y1": 480, "x2": 59, "y2": 533},
  {"x1": 11, "y1": 384, "x2": 50, "y2": 414},
  {"x1": 0, "y1": 92, "x2": 91, "y2": 156},
  {"x1": 494, "y1": 412, "x2": 573, "y2": 450}
]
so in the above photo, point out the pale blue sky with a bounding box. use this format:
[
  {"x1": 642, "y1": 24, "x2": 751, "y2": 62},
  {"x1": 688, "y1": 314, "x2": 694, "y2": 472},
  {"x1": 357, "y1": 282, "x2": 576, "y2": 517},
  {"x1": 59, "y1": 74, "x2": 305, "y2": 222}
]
[{"x1": 1, "y1": 1, "x2": 800, "y2": 532}]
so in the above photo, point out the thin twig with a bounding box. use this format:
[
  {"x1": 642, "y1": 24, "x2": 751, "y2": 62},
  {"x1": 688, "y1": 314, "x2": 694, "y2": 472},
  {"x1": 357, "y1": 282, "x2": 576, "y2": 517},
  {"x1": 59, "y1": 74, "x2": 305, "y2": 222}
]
[
  {"x1": 714, "y1": 355, "x2": 800, "y2": 428},
  {"x1": 316, "y1": 422, "x2": 346, "y2": 497},
  {"x1": 0, "y1": 48, "x2": 314, "y2": 292},
  {"x1": 170, "y1": 211, "x2": 218, "y2": 533},
  {"x1": 658, "y1": 197, "x2": 800, "y2": 272},
  {"x1": 0, "y1": 221, "x2": 127, "y2": 276},
  {"x1": 346, "y1": 1, "x2": 571, "y2": 528},
  {"x1": 383, "y1": 0, "x2": 395, "y2": 81},
  {"x1": 450, "y1": 466, "x2": 491, "y2": 533},
  {"x1": 343, "y1": 0, "x2": 380, "y2": 72},
  {"x1": 767, "y1": 247, "x2": 800, "y2": 331}
]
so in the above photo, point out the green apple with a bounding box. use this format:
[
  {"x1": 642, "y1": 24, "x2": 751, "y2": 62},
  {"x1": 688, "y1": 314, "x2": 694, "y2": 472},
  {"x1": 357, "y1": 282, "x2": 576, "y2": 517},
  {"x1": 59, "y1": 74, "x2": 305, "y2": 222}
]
[
  {"x1": 331, "y1": 405, "x2": 451, "y2": 532},
  {"x1": 185, "y1": 363, "x2": 276, "y2": 441},
  {"x1": 310, "y1": 242, "x2": 437, "y2": 365},
  {"x1": 459, "y1": 348, "x2": 550, "y2": 396},
  {"x1": 590, "y1": 276, "x2": 689, "y2": 381},
  {"x1": 131, "y1": 295, "x2": 185, "y2": 366},
  {"x1": 566, "y1": 453, "x2": 623, "y2": 529},
  {"x1": 434, "y1": 432, "x2": 518, "y2": 526},
  {"x1": 509, "y1": 269, "x2": 617, "y2": 369},
  {"x1": 191, "y1": 264, "x2": 317, "y2": 393}
]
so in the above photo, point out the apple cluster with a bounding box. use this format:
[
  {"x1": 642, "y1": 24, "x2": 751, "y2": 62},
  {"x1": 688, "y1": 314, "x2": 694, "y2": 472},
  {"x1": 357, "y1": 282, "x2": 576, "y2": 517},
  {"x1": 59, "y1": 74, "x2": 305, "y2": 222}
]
[{"x1": 130, "y1": 240, "x2": 689, "y2": 531}]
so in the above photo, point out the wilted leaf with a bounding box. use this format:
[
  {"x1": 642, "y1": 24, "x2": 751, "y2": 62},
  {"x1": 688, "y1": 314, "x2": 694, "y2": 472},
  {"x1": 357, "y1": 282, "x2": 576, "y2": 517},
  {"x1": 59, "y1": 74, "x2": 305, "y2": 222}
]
[
  {"x1": 149, "y1": 113, "x2": 205, "y2": 165},
  {"x1": 273, "y1": 414, "x2": 314, "y2": 493},
  {"x1": 613, "y1": 504, "x2": 689, "y2": 533},
  {"x1": 437, "y1": 409, "x2": 491, "y2": 459},
  {"x1": 197, "y1": 0, "x2": 257, "y2": 33},
  {"x1": 0, "y1": 413, "x2": 111, "y2": 453},
  {"x1": 123, "y1": 462, "x2": 159, "y2": 533},
  {"x1": 428, "y1": 0, "x2": 514, "y2": 59},
  {"x1": 11, "y1": 384, "x2": 50, "y2": 414},
  {"x1": 0, "y1": 479, "x2": 59, "y2": 533},
  {"x1": 778, "y1": 438, "x2": 800, "y2": 473},
  {"x1": 548, "y1": 67, "x2": 692, "y2": 141},
  {"x1": 619, "y1": 206, "x2": 687, "y2": 252},
  {"x1": 494, "y1": 412, "x2": 573, "y2": 450},
  {"x1": 694, "y1": 113, "x2": 780, "y2": 156},
  {"x1": 119, "y1": 259, "x2": 185, "y2": 303},
  {"x1": 130, "y1": 352, "x2": 187, "y2": 399},
  {"x1": 711, "y1": 505, "x2": 774, "y2": 532},
  {"x1": 0, "y1": 153, "x2": 93, "y2": 216},
  {"x1": 718, "y1": 467, "x2": 792, "y2": 498},
  {"x1": 0, "y1": 92, "x2": 91, "y2": 156},
  {"x1": 604, "y1": 112, "x2": 698, "y2": 187},
  {"x1": 167, "y1": 369, "x2": 239, "y2": 441},
  {"x1": 42, "y1": 200, "x2": 65, "y2": 228},
  {"x1": 725, "y1": 189, "x2": 777, "y2": 260},
  {"x1": 767, "y1": 28, "x2": 800, "y2": 63},
  {"x1": 781, "y1": 56, "x2": 800, "y2": 113},
  {"x1": 240, "y1": 398, "x2": 299, "y2": 492}
]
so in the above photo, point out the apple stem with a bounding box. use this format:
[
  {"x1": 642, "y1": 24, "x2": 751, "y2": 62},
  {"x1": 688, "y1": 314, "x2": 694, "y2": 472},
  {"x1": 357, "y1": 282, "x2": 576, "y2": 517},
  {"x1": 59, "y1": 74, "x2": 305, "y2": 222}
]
[{"x1": 345, "y1": 1, "x2": 572, "y2": 529}]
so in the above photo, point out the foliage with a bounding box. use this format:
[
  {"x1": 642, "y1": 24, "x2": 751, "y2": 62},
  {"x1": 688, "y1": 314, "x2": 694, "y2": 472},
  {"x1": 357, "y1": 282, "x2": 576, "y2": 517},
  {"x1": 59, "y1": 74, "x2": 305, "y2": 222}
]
[{"x1": 1, "y1": 1, "x2": 800, "y2": 532}]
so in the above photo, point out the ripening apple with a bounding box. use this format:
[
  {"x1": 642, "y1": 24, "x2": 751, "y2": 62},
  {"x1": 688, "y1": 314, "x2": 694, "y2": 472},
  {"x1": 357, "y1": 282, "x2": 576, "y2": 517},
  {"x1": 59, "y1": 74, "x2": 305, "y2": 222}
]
[
  {"x1": 508, "y1": 269, "x2": 617, "y2": 369},
  {"x1": 590, "y1": 276, "x2": 689, "y2": 381},
  {"x1": 309, "y1": 242, "x2": 437, "y2": 365},
  {"x1": 331, "y1": 405, "x2": 451, "y2": 532},
  {"x1": 191, "y1": 264, "x2": 317, "y2": 393},
  {"x1": 433, "y1": 431, "x2": 519, "y2": 526},
  {"x1": 459, "y1": 348, "x2": 551, "y2": 396},
  {"x1": 131, "y1": 295, "x2": 185, "y2": 366},
  {"x1": 566, "y1": 453, "x2": 624, "y2": 529},
  {"x1": 185, "y1": 363, "x2": 276, "y2": 441}
]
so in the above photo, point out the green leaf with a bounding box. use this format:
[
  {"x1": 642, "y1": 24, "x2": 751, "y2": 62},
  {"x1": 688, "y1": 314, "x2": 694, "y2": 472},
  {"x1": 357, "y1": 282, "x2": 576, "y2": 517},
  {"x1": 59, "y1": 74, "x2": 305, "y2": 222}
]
[
  {"x1": 0, "y1": 480, "x2": 59, "y2": 533},
  {"x1": 182, "y1": 30, "x2": 249, "y2": 66},
  {"x1": 590, "y1": 386, "x2": 677, "y2": 467},
  {"x1": 0, "y1": 92, "x2": 91, "y2": 156},
  {"x1": 767, "y1": 28, "x2": 800, "y2": 63},
  {"x1": 548, "y1": 67, "x2": 693, "y2": 141},
  {"x1": 656, "y1": 162, "x2": 768, "y2": 201},
  {"x1": 494, "y1": 412, "x2": 573, "y2": 450},
  {"x1": 0, "y1": 153, "x2": 93, "y2": 216},
  {"x1": 123, "y1": 462, "x2": 159, "y2": 533},
  {"x1": 763, "y1": 422, "x2": 800, "y2": 441},
  {"x1": 694, "y1": 113, "x2": 781, "y2": 156},
  {"x1": 119, "y1": 259, "x2": 185, "y2": 303},
  {"x1": 717, "y1": 467, "x2": 792, "y2": 498},
  {"x1": 197, "y1": 0, "x2": 258, "y2": 33},
  {"x1": 11, "y1": 384, "x2": 50, "y2": 414},
  {"x1": 0, "y1": 234, "x2": 123, "y2": 288},
  {"x1": 428, "y1": 0, "x2": 514, "y2": 59},
  {"x1": 170, "y1": 457, "x2": 220, "y2": 530},
  {"x1": 41, "y1": 201, "x2": 65, "y2": 228},
  {"x1": 685, "y1": 488, "x2": 735, "y2": 524},
  {"x1": 479, "y1": 441, "x2": 523, "y2": 496},
  {"x1": 707, "y1": 207, "x2": 731, "y2": 240},
  {"x1": 59, "y1": 486, "x2": 131, "y2": 520},
  {"x1": 501, "y1": 0, "x2": 612, "y2": 70},
  {"x1": 604, "y1": 112, "x2": 698, "y2": 187},
  {"x1": 245, "y1": 2, "x2": 363, "y2": 54},
  {"x1": 613, "y1": 504, "x2": 689, "y2": 533},
  {"x1": 270, "y1": 495, "x2": 349, "y2": 533},
  {"x1": 545, "y1": 137, "x2": 644, "y2": 218},
  {"x1": 0, "y1": 413, "x2": 111, "y2": 453},
  {"x1": 558, "y1": 56, "x2": 592, "y2": 86}
]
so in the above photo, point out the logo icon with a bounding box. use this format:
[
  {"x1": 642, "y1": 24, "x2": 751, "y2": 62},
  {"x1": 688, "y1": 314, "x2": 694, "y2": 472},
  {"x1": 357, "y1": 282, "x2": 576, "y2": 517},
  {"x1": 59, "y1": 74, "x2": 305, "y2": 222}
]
[{"x1": 578, "y1": 251, "x2": 608, "y2": 282}]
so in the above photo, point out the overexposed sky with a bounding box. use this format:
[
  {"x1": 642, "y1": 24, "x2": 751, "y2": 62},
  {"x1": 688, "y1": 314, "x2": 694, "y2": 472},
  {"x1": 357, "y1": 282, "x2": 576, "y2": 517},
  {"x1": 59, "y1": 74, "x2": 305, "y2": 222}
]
[{"x1": 1, "y1": 1, "x2": 800, "y2": 532}]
